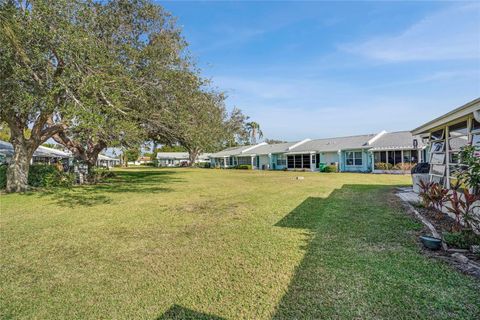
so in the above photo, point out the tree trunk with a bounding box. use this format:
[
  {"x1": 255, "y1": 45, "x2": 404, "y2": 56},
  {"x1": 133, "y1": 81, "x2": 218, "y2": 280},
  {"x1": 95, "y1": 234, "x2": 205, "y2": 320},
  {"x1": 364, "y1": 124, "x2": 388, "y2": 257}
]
[
  {"x1": 84, "y1": 148, "x2": 103, "y2": 184},
  {"x1": 188, "y1": 149, "x2": 200, "y2": 167},
  {"x1": 86, "y1": 161, "x2": 96, "y2": 184},
  {"x1": 6, "y1": 142, "x2": 33, "y2": 193}
]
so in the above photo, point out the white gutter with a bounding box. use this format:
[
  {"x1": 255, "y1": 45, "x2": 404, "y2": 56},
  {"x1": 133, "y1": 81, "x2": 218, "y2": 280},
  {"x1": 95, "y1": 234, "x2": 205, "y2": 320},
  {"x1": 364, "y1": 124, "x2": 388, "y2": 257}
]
[
  {"x1": 288, "y1": 138, "x2": 311, "y2": 151},
  {"x1": 367, "y1": 130, "x2": 387, "y2": 145}
]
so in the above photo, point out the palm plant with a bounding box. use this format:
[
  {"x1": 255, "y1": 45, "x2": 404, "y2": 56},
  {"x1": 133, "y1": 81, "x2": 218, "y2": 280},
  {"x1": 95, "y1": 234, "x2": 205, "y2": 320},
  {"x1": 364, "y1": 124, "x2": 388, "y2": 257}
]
[{"x1": 245, "y1": 121, "x2": 263, "y2": 145}]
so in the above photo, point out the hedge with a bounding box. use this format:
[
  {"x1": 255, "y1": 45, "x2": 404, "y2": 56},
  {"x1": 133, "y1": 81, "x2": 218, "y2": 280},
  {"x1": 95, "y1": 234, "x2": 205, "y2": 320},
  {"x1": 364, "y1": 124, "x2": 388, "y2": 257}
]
[
  {"x1": 323, "y1": 165, "x2": 337, "y2": 173},
  {"x1": 0, "y1": 164, "x2": 75, "y2": 189},
  {"x1": 237, "y1": 165, "x2": 252, "y2": 170}
]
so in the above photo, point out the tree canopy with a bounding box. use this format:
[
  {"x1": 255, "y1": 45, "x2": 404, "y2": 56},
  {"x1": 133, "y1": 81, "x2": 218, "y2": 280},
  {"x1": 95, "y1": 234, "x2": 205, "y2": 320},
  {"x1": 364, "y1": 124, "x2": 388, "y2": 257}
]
[{"x1": 0, "y1": 0, "x2": 259, "y2": 192}]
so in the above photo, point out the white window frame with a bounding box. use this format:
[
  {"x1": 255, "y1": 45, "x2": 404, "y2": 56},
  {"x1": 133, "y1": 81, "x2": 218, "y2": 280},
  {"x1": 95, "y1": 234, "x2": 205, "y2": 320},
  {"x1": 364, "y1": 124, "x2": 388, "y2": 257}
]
[{"x1": 346, "y1": 151, "x2": 363, "y2": 166}]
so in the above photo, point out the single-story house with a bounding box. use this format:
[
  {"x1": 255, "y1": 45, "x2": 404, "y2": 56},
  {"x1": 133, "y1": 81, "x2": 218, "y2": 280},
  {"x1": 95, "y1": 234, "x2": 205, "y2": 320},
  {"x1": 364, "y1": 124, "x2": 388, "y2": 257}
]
[
  {"x1": 97, "y1": 154, "x2": 121, "y2": 168},
  {"x1": 412, "y1": 97, "x2": 480, "y2": 188},
  {"x1": 210, "y1": 130, "x2": 424, "y2": 173},
  {"x1": 369, "y1": 131, "x2": 425, "y2": 173},
  {"x1": 210, "y1": 144, "x2": 267, "y2": 168},
  {"x1": 0, "y1": 140, "x2": 120, "y2": 169},
  {"x1": 156, "y1": 152, "x2": 211, "y2": 167},
  {"x1": 0, "y1": 140, "x2": 72, "y2": 165}
]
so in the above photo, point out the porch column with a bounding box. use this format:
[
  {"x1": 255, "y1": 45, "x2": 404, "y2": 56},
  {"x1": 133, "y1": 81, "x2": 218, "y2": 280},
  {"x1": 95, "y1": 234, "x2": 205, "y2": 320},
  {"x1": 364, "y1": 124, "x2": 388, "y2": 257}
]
[
  {"x1": 401, "y1": 150, "x2": 404, "y2": 165},
  {"x1": 268, "y1": 153, "x2": 272, "y2": 170},
  {"x1": 337, "y1": 150, "x2": 342, "y2": 172},
  {"x1": 224, "y1": 156, "x2": 227, "y2": 168},
  {"x1": 371, "y1": 152, "x2": 375, "y2": 173},
  {"x1": 310, "y1": 153, "x2": 315, "y2": 172},
  {"x1": 251, "y1": 156, "x2": 255, "y2": 169}
]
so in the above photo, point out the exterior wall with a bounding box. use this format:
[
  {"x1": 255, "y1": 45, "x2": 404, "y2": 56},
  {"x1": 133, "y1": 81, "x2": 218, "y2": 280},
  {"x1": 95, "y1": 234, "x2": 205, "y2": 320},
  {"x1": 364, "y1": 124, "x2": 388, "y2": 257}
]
[
  {"x1": 339, "y1": 149, "x2": 371, "y2": 172},
  {"x1": 319, "y1": 152, "x2": 339, "y2": 165},
  {"x1": 270, "y1": 153, "x2": 287, "y2": 170},
  {"x1": 158, "y1": 159, "x2": 186, "y2": 167},
  {"x1": 258, "y1": 155, "x2": 270, "y2": 169}
]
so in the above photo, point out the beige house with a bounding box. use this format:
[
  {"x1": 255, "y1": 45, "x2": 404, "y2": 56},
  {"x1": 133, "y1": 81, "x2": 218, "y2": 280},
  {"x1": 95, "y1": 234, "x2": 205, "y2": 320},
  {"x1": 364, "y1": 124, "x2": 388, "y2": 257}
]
[{"x1": 412, "y1": 97, "x2": 480, "y2": 188}]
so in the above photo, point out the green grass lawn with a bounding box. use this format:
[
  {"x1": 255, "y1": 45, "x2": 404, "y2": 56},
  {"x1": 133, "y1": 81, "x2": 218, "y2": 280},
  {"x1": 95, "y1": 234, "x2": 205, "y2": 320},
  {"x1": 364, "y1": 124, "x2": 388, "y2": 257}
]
[{"x1": 1, "y1": 168, "x2": 479, "y2": 319}]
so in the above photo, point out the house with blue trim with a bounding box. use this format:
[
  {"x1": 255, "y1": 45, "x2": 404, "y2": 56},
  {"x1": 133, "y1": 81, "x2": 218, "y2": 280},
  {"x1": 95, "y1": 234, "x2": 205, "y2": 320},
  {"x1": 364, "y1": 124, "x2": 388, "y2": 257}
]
[{"x1": 210, "y1": 130, "x2": 424, "y2": 172}]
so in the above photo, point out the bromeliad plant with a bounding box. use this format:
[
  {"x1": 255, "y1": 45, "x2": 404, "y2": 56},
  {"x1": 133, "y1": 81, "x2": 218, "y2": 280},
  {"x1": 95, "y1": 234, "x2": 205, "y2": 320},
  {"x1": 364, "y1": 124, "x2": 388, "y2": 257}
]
[
  {"x1": 418, "y1": 180, "x2": 448, "y2": 211},
  {"x1": 430, "y1": 183, "x2": 449, "y2": 212},
  {"x1": 418, "y1": 180, "x2": 435, "y2": 208}
]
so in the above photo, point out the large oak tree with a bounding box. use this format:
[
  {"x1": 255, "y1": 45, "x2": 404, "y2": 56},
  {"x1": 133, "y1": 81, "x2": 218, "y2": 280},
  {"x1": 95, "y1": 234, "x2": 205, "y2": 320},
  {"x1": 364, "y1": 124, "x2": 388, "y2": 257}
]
[{"x1": 0, "y1": 0, "x2": 186, "y2": 191}]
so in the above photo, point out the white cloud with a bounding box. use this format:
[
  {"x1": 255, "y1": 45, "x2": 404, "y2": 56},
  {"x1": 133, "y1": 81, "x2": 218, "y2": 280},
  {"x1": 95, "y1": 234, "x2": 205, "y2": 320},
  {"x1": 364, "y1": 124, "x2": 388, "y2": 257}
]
[{"x1": 342, "y1": 4, "x2": 480, "y2": 62}]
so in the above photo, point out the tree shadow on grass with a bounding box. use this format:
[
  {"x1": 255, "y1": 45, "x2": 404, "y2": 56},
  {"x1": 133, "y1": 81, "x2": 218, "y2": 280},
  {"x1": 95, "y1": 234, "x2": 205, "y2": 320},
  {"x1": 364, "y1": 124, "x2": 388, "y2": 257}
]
[
  {"x1": 156, "y1": 304, "x2": 225, "y2": 320},
  {"x1": 35, "y1": 170, "x2": 184, "y2": 208},
  {"x1": 271, "y1": 184, "x2": 471, "y2": 319}
]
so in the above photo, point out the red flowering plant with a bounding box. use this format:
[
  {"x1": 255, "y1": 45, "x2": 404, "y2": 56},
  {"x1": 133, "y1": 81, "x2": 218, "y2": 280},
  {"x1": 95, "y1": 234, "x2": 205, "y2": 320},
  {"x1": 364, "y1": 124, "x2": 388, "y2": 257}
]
[{"x1": 447, "y1": 181, "x2": 480, "y2": 231}]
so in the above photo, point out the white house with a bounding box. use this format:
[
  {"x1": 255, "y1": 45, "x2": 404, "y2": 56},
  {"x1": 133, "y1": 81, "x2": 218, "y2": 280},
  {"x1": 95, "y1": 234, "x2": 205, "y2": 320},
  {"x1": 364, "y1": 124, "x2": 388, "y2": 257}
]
[{"x1": 156, "y1": 152, "x2": 211, "y2": 167}]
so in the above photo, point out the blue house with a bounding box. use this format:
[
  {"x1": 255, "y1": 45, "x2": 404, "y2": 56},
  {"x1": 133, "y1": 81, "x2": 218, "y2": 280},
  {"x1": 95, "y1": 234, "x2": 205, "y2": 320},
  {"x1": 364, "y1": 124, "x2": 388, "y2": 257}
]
[{"x1": 210, "y1": 131, "x2": 424, "y2": 173}]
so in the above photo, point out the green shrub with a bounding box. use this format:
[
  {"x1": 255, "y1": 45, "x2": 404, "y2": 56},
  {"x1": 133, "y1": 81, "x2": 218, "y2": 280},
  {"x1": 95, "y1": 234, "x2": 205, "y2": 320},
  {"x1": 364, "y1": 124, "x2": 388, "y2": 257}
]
[
  {"x1": 392, "y1": 162, "x2": 415, "y2": 171},
  {"x1": 28, "y1": 164, "x2": 75, "y2": 188},
  {"x1": 237, "y1": 165, "x2": 252, "y2": 170},
  {"x1": 195, "y1": 162, "x2": 211, "y2": 168},
  {"x1": 374, "y1": 162, "x2": 393, "y2": 170},
  {"x1": 143, "y1": 162, "x2": 156, "y2": 167},
  {"x1": 323, "y1": 165, "x2": 337, "y2": 173},
  {"x1": 89, "y1": 168, "x2": 116, "y2": 183},
  {"x1": 0, "y1": 165, "x2": 6, "y2": 189},
  {"x1": 444, "y1": 230, "x2": 480, "y2": 249}
]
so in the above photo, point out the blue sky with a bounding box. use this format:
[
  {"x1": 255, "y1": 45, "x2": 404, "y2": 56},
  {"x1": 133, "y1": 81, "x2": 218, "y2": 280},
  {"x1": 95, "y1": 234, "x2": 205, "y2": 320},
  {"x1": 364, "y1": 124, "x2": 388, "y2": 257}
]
[{"x1": 161, "y1": 1, "x2": 480, "y2": 141}]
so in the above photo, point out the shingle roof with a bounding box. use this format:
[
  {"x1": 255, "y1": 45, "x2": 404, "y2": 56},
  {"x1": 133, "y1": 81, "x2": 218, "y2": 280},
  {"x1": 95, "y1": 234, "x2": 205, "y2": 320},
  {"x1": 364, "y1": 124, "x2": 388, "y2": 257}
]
[
  {"x1": 241, "y1": 141, "x2": 298, "y2": 155},
  {"x1": 210, "y1": 144, "x2": 261, "y2": 157},
  {"x1": 98, "y1": 154, "x2": 120, "y2": 161},
  {"x1": 288, "y1": 134, "x2": 376, "y2": 153},
  {"x1": 156, "y1": 152, "x2": 210, "y2": 160},
  {"x1": 369, "y1": 131, "x2": 424, "y2": 151}
]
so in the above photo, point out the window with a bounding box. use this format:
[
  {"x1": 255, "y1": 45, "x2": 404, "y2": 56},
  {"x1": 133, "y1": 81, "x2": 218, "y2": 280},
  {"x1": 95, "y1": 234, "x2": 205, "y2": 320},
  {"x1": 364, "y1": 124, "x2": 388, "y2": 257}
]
[
  {"x1": 403, "y1": 150, "x2": 411, "y2": 163},
  {"x1": 448, "y1": 121, "x2": 468, "y2": 151},
  {"x1": 394, "y1": 151, "x2": 402, "y2": 164},
  {"x1": 287, "y1": 154, "x2": 311, "y2": 169},
  {"x1": 473, "y1": 134, "x2": 480, "y2": 148},
  {"x1": 430, "y1": 153, "x2": 445, "y2": 165},
  {"x1": 472, "y1": 118, "x2": 480, "y2": 132},
  {"x1": 431, "y1": 164, "x2": 446, "y2": 176},
  {"x1": 302, "y1": 154, "x2": 310, "y2": 168},
  {"x1": 237, "y1": 157, "x2": 251, "y2": 165},
  {"x1": 287, "y1": 156, "x2": 294, "y2": 168},
  {"x1": 346, "y1": 151, "x2": 362, "y2": 166},
  {"x1": 430, "y1": 129, "x2": 444, "y2": 141},
  {"x1": 446, "y1": 121, "x2": 469, "y2": 183},
  {"x1": 294, "y1": 155, "x2": 302, "y2": 168},
  {"x1": 276, "y1": 154, "x2": 286, "y2": 166}
]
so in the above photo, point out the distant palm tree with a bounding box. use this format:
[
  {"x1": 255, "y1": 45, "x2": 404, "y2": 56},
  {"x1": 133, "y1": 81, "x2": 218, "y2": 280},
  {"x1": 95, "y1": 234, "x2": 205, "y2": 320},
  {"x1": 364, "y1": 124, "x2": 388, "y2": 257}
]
[{"x1": 246, "y1": 121, "x2": 263, "y2": 144}]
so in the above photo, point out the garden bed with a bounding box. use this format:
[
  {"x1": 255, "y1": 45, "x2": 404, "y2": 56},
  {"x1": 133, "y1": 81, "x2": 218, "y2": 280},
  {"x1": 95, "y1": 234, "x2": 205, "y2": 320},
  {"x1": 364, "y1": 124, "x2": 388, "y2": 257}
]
[{"x1": 402, "y1": 202, "x2": 480, "y2": 278}]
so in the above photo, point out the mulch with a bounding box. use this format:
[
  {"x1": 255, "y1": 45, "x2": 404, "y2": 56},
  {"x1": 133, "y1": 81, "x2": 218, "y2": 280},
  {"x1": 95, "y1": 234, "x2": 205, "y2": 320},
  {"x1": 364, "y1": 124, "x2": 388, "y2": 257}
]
[{"x1": 395, "y1": 193, "x2": 480, "y2": 279}]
